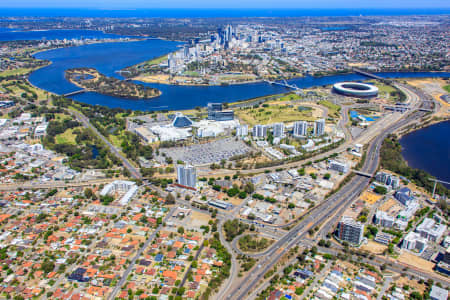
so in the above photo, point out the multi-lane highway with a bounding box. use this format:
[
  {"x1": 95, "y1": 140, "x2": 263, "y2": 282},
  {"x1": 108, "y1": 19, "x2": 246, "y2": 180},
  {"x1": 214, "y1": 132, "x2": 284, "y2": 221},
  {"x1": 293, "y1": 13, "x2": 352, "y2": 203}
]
[
  {"x1": 0, "y1": 178, "x2": 117, "y2": 191},
  {"x1": 69, "y1": 109, "x2": 142, "y2": 180},
  {"x1": 226, "y1": 83, "x2": 432, "y2": 300}
]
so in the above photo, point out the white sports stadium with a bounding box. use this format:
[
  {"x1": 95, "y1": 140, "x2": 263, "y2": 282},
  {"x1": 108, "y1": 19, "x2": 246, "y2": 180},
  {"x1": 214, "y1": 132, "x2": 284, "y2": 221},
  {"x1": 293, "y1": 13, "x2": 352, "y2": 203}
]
[{"x1": 333, "y1": 82, "x2": 379, "y2": 97}]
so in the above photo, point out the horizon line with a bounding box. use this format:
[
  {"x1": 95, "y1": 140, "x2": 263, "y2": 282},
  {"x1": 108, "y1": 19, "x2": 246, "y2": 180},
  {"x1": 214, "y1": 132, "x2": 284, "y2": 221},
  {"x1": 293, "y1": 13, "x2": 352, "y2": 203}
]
[{"x1": 2, "y1": 7, "x2": 450, "y2": 10}]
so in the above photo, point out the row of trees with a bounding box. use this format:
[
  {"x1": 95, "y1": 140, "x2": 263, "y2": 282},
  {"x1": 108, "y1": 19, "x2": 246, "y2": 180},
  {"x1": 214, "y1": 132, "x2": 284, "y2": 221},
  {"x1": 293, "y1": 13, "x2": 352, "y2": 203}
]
[{"x1": 380, "y1": 135, "x2": 449, "y2": 200}]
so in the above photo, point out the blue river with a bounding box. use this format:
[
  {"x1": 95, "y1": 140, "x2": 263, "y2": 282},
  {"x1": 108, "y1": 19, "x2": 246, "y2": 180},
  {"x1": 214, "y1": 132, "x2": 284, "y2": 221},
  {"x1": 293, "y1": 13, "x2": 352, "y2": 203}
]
[
  {"x1": 0, "y1": 28, "x2": 132, "y2": 41},
  {"x1": 29, "y1": 39, "x2": 450, "y2": 111},
  {"x1": 3, "y1": 29, "x2": 445, "y2": 189},
  {"x1": 400, "y1": 121, "x2": 450, "y2": 187}
]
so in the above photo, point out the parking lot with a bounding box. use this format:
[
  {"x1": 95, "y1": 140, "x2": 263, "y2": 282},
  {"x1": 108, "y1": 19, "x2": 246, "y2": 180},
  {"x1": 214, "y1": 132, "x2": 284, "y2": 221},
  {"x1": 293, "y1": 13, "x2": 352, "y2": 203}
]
[{"x1": 161, "y1": 137, "x2": 252, "y2": 166}]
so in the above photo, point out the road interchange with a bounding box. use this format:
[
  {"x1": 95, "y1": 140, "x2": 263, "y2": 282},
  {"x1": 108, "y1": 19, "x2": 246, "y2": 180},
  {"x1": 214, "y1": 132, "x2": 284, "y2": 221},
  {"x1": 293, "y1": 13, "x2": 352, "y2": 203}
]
[{"x1": 225, "y1": 82, "x2": 441, "y2": 299}]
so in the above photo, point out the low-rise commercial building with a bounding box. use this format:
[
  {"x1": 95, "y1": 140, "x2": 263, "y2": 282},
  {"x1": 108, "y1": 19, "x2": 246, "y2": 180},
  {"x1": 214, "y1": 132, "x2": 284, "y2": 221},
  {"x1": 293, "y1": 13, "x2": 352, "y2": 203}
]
[
  {"x1": 100, "y1": 180, "x2": 138, "y2": 206},
  {"x1": 328, "y1": 160, "x2": 349, "y2": 173},
  {"x1": 430, "y1": 285, "x2": 448, "y2": 300},
  {"x1": 395, "y1": 187, "x2": 414, "y2": 206},
  {"x1": 416, "y1": 218, "x2": 446, "y2": 242},
  {"x1": 402, "y1": 231, "x2": 428, "y2": 252},
  {"x1": 375, "y1": 172, "x2": 399, "y2": 190}
]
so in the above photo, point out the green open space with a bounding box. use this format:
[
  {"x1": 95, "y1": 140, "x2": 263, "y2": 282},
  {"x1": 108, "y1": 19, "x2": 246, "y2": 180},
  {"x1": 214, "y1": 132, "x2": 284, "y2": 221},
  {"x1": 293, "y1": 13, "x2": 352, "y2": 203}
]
[
  {"x1": 217, "y1": 74, "x2": 257, "y2": 81},
  {"x1": 183, "y1": 71, "x2": 200, "y2": 77},
  {"x1": 55, "y1": 127, "x2": 81, "y2": 145},
  {"x1": 318, "y1": 100, "x2": 341, "y2": 119},
  {"x1": 144, "y1": 54, "x2": 168, "y2": 66},
  {"x1": 277, "y1": 93, "x2": 303, "y2": 102},
  {"x1": 235, "y1": 103, "x2": 316, "y2": 126},
  {"x1": 0, "y1": 68, "x2": 33, "y2": 78},
  {"x1": 367, "y1": 80, "x2": 406, "y2": 102},
  {"x1": 444, "y1": 85, "x2": 450, "y2": 93},
  {"x1": 1, "y1": 79, "x2": 49, "y2": 101},
  {"x1": 238, "y1": 235, "x2": 274, "y2": 252}
]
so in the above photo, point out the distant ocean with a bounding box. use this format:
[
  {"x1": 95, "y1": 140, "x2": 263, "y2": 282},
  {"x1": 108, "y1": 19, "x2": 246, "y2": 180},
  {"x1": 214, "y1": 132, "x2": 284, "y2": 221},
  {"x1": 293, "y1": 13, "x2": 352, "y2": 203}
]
[{"x1": 1, "y1": 8, "x2": 450, "y2": 18}]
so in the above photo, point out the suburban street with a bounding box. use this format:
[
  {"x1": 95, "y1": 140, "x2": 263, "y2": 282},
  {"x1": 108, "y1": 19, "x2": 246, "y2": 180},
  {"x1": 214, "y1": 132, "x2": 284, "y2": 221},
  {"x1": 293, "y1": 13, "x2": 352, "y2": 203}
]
[{"x1": 107, "y1": 207, "x2": 176, "y2": 300}]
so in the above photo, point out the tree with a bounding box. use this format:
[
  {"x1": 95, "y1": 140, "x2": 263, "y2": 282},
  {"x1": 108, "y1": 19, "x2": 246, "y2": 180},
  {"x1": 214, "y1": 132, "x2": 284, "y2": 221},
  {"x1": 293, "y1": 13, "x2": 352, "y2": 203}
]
[
  {"x1": 323, "y1": 173, "x2": 331, "y2": 180},
  {"x1": 84, "y1": 188, "x2": 93, "y2": 199},
  {"x1": 227, "y1": 188, "x2": 240, "y2": 197},
  {"x1": 374, "y1": 186, "x2": 387, "y2": 195},
  {"x1": 244, "y1": 182, "x2": 255, "y2": 194},
  {"x1": 177, "y1": 227, "x2": 185, "y2": 235},
  {"x1": 365, "y1": 225, "x2": 378, "y2": 238},
  {"x1": 238, "y1": 191, "x2": 247, "y2": 199},
  {"x1": 41, "y1": 260, "x2": 55, "y2": 273},
  {"x1": 409, "y1": 292, "x2": 422, "y2": 300},
  {"x1": 288, "y1": 203, "x2": 295, "y2": 209},
  {"x1": 100, "y1": 195, "x2": 114, "y2": 205},
  {"x1": 165, "y1": 193, "x2": 175, "y2": 204}
]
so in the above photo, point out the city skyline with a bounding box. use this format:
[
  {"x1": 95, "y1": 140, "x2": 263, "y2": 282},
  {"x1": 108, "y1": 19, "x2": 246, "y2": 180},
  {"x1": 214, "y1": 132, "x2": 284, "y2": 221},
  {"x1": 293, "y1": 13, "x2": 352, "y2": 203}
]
[
  {"x1": 0, "y1": 7, "x2": 448, "y2": 300},
  {"x1": 1, "y1": 0, "x2": 450, "y2": 9}
]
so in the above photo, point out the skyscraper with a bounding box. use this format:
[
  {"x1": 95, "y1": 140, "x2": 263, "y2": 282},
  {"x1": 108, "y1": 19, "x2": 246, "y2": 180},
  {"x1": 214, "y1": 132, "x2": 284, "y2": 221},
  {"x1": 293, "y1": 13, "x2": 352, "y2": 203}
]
[
  {"x1": 314, "y1": 119, "x2": 325, "y2": 136},
  {"x1": 183, "y1": 45, "x2": 189, "y2": 59},
  {"x1": 293, "y1": 121, "x2": 308, "y2": 137},
  {"x1": 337, "y1": 217, "x2": 364, "y2": 245},
  {"x1": 177, "y1": 165, "x2": 197, "y2": 189},
  {"x1": 236, "y1": 125, "x2": 248, "y2": 137},
  {"x1": 272, "y1": 123, "x2": 285, "y2": 138},
  {"x1": 252, "y1": 125, "x2": 267, "y2": 138}
]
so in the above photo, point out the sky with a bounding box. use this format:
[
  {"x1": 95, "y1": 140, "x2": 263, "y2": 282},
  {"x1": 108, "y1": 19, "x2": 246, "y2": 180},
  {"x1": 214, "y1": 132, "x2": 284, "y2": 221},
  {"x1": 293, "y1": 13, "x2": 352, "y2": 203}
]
[{"x1": 1, "y1": 0, "x2": 449, "y2": 9}]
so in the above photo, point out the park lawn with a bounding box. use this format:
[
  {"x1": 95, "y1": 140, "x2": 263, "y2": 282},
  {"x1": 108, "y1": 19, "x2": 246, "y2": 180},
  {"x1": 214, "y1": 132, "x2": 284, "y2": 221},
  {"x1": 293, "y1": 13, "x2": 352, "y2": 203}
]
[
  {"x1": 444, "y1": 85, "x2": 450, "y2": 93},
  {"x1": 7, "y1": 83, "x2": 32, "y2": 98},
  {"x1": 54, "y1": 113, "x2": 73, "y2": 121},
  {"x1": 3, "y1": 79, "x2": 48, "y2": 101},
  {"x1": 144, "y1": 54, "x2": 168, "y2": 66},
  {"x1": 0, "y1": 68, "x2": 33, "y2": 78},
  {"x1": 108, "y1": 134, "x2": 124, "y2": 149},
  {"x1": 55, "y1": 127, "x2": 80, "y2": 145},
  {"x1": 218, "y1": 74, "x2": 257, "y2": 81},
  {"x1": 25, "y1": 82, "x2": 49, "y2": 100},
  {"x1": 183, "y1": 71, "x2": 201, "y2": 77},
  {"x1": 368, "y1": 80, "x2": 403, "y2": 102},
  {"x1": 227, "y1": 92, "x2": 292, "y2": 106},
  {"x1": 235, "y1": 104, "x2": 316, "y2": 126},
  {"x1": 277, "y1": 93, "x2": 302, "y2": 102},
  {"x1": 318, "y1": 100, "x2": 341, "y2": 119}
]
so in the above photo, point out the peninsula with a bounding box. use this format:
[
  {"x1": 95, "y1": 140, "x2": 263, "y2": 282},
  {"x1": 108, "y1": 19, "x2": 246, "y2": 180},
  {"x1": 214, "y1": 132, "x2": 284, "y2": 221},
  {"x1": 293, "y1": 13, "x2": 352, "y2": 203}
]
[{"x1": 65, "y1": 67, "x2": 161, "y2": 99}]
